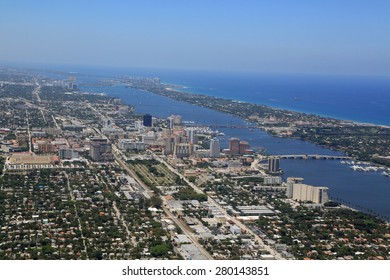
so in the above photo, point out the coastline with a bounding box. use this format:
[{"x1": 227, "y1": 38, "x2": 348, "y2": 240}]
[
  {"x1": 163, "y1": 82, "x2": 390, "y2": 129},
  {"x1": 121, "y1": 77, "x2": 390, "y2": 164}
]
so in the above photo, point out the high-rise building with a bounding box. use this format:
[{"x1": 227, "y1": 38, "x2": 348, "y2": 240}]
[
  {"x1": 143, "y1": 114, "x2": 152, "y2": 127},
  {"x1": 174, "y1": 143, "x2": 195, "y2": 158},
  {"x1": 89, "y1": 138, "x2": 114, "y2": 162},
  {"x1": 228, "y1": 138, "x2": 240, "y2": 155},
  {"x1": 239, "y1": 141, "x2": 250, "y2": 155},
  {"x1": 173, "y1": 115, "x2": 182, "y2": 126},
  {"x1": 186, "y1": 128, "x2": 197, "y2": 144},
  {"x1": 164, "y1": 137, "x2": 175, "y2": 155},
  {"x1": 286, "y1": 177, "x2": 305, "y2": 198},
  {"x1": 37, "y1": 141, "x2": 55, "y2": 154},
  {"x1": 167, "y1": 115, "x2": 182, "y2": 128},
  {"x1": 289, "y1": 183, "x2": 329, "y2": 204},
  {"x1": 210, "y1": 138, "x2": 220, "y2": 158},
  {"x1": 268, "y1": 157, "x2": 280, "y2": 173}
]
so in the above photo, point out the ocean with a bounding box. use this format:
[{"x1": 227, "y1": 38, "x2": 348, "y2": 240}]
[{"x1": 25, "y1": 64, "x2": 390, "y2": 126}]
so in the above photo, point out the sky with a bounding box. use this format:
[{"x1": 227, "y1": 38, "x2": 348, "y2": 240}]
[{"x1": 0, "y1": 0, "x2": 390, "y2": 76}]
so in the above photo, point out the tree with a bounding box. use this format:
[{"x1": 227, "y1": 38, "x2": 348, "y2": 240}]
[
  {"x1": 150, "y1": 244, "x2": 170, "y2": 257},
  {"x1": 150, "y1": 195, "x2": 163, "y2": 209}
]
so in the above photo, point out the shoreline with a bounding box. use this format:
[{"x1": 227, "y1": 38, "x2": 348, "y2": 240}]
[
  {"x1": 119, "y1": 77, "x2": 390, "y2": 166},
  {"x1": 164, "y1": 82, "x2": 390, "y2": 129}
]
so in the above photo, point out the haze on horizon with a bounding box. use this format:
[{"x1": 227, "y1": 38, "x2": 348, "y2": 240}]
[{"x1": 1, "y1": 0, "x2": 390, "y2": 76}]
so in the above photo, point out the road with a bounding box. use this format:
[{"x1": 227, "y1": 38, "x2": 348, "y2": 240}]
[
  {"x1": 25, "y1": 110, "x2": 32, "y2": 152},
  {"x1": 63, "y1": 171, "x2": 89, "y2": 259},
  {"x1": 88, "y1": 117, "x2": 213, "y2": 260},
  {"x1": 156, "y1": 156, "x2": 284, "y2": 259}
]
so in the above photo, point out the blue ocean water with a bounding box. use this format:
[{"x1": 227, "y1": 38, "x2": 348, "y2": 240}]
[
  {"x1": 40, "y1": 64, "x2": 390, "y2": 126},
  {"x1": 160, "y1": 71, "x2": 390, "y2": 126}
]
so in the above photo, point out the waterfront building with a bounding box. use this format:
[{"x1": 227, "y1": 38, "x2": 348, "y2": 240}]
[
  {"x1": 143, "y1": 114, "x2": 152, "y2": 127},
  {"x1": 228, "y1": 138, "x2": 240, "y2": 155},
  {"x1": 239, "y1": 140, "x2": 250, "y2": 155},
  {"x1": 210, "y1": 138, "x2": 220, "y2": 158},
  {"x1": 288, "y1": 183, "x2": 329, "y2": 204},
  {"x1": 286, "y1": 177, "x2": 305, "y2": 198},
  {"x1": 168, "y1": 114, "x2": 182, "y2": 128},
  {"x1": 268, "y1": 157, "x2": 280, "y2": 173}
]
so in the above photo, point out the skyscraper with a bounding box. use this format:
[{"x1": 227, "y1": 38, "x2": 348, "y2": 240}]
[
  {"x1": 268, "y1": 157, "x2": 280, "y2": 173},
  {"x1": 143, "y1": 114, "x2": 152, "y2": 127},
  {"x1": 186, "y1": 128, "x2": 197, "y2": 144},
  {"x1": 239, "y1": 140, "x2": 250, "y2": 155},
  {"x1": 210, "y1": 138, "x2": 220, "y2": 158},
  {"x1": 228, "y1": 138, "x2": 240, "y2": 155}
]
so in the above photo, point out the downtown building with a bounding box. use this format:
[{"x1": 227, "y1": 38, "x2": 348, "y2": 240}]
[
  {"x1": 209, "y1": 138, "x2": 221, "y2": 158},
  {"x1": 89, "y1": 138, "x2": 114, "y2": 162}
]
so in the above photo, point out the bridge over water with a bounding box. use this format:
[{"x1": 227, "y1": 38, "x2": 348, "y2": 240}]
[{"x1": 272, "y1": 154, "x2": 352, "y2": 160}]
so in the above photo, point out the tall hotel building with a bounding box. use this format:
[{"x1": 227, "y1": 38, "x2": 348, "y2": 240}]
[
  {"x1": 228, "y1": 138, "x2": 240, "y2": 155},
  {"x1": 210, "y1": 138, "x2": 220, "y2": 158},
  {"x1": 268, "y1": 157, "x2": 280, "y2": 173}
]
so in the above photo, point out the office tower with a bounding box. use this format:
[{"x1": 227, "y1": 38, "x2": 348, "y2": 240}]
[
  {"x1": 168, "y1": 115, "x2": 182, "y2": 128},
  {"x1": 187, "y1": 128, "x2": 197, "y2": 144},
  {"x1": 89, "y1": 138, "x2": 114, "y2": 161},
  {"x1": 210, "y1": 138, "x2": 220, "y2": 158},
  {"x1": 164, "y1": 137, "x2": 175, "y2": 155},
  {"x1": 239, "y1": 140, "x2": 250, "y2": 155},
  {"x1": 229, "y1": 138, "x2": 240, "y2": 155},
  {"x1": 268, "y1": 156, "x2": 280, "y2": 173},
  {"x1": 167, "y1": 116, "x2": 174, "y2": 129},
  {"x1": 173, "y1": 115, "x2": 182, "y2": 126},
  {"x1": 174, "y1": 143, "x2": 195, "y2": 158},
  {"x1": 143, "y1": 114, "x2": 152, "y2": 127}
]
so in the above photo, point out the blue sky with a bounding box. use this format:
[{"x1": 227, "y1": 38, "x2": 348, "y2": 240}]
[{"x1": 1, "y1": 0, "x2": 389, "y2": 75}]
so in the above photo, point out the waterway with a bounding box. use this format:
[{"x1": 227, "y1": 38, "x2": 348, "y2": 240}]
[{"x1": 80, "y1": 83, "x2": 390, "y2": 220}]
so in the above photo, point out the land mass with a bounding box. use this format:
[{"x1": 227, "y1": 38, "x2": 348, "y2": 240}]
[{"x1": 122, "y1": 77, "x2": 390, "y2": 164}]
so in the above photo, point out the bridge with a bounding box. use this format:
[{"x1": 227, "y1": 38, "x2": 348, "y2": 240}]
[
  {"x1": 209, "y1": 124, "x2": 258, "y2": 129},
  {"x1": 272, "y1": 154, "x2": 352, "y2": 160}
]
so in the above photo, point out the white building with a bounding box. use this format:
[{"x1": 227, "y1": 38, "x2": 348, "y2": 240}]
[
  {"x1": 209, "y1": 138, "x2": 220, "y2": 158},
  {"x1": 118, "y1": 139, "x2": 145, "y2": 151},
  {"x1": 289, "y1": 183, "x2": 329, "y2": 204}
]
